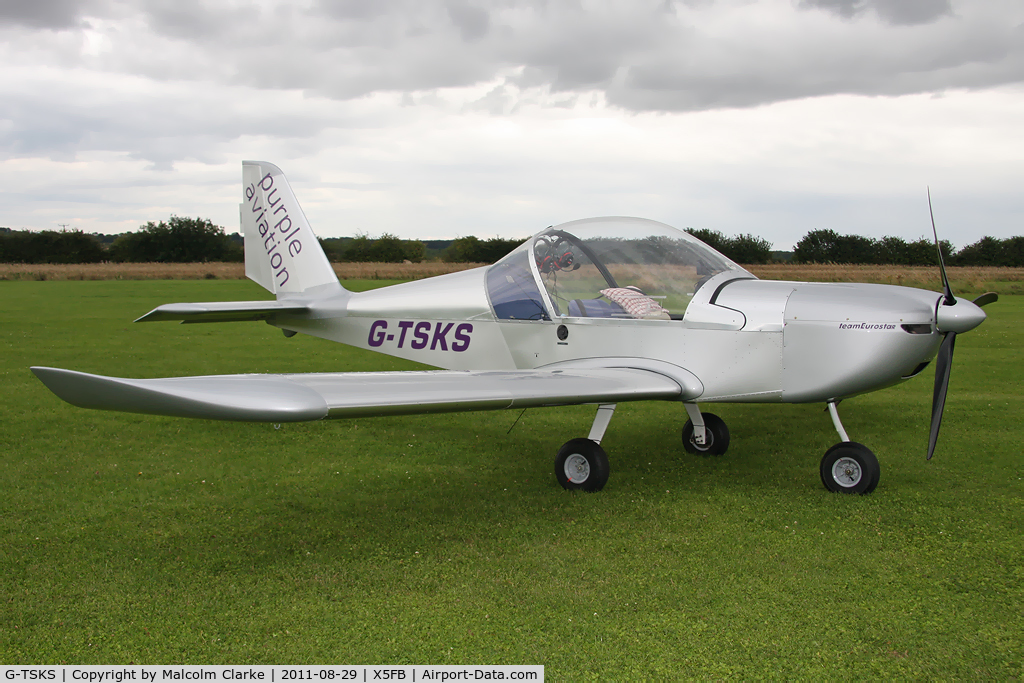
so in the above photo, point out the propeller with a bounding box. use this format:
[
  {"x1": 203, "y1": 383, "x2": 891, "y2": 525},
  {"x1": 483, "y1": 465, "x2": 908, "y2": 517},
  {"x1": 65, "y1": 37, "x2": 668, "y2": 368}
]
[{"x1": 925, "y1": 189, "x2": 997, "y2": 459}]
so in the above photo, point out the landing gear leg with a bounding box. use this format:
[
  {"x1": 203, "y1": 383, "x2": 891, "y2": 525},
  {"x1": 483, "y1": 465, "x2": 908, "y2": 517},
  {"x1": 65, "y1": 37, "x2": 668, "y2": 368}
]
[
  {"x1": 820, "y1": 400, "x2": 880, "y2": 494},
  {"x1": 682, "y1": 402, "x2": 730, "y2": 456},
  {"x1": 555, "y1": 404, "x2": 614, "y2": 492}
]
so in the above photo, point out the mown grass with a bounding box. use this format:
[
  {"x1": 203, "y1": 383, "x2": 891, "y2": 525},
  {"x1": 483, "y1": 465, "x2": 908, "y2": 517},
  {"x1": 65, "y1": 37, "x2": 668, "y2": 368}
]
[{"x1": 1, "y1": 280, "x2": 1021, "y2": 677}]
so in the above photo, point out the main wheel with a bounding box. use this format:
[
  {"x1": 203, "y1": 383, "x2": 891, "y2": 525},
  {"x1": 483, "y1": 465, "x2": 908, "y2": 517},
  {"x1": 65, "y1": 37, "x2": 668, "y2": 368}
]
[
  {"x1": 682, "y1": 413, "x2": 730, "y2": 456},
  {"x1": 820, "y1": 442, "x2": 880, "y2": 494},
  {"x1": 555, "y1": 438, "x2": 610, "y2": 492}
]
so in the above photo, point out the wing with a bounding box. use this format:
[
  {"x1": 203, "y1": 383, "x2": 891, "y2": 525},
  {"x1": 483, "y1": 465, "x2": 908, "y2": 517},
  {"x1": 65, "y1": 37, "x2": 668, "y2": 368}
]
[{"x1": 31, "y1": 365, "x2": 698, "y2": 423}]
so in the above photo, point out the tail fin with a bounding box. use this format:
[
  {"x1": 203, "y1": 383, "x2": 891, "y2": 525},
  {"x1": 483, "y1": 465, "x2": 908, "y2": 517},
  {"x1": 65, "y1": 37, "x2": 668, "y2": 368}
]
[{"x1": 240, "y1": 161, "x2": 340, "y2": 295}]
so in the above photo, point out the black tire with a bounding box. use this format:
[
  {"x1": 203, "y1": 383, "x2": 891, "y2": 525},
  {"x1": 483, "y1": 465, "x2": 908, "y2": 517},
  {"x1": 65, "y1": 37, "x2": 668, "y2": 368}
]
[
  {"x1": 555, "y1": 438, "x2": 610, "y2": 492},
  {"x1": 820, "y1": 442, "x2": 880, "y2": 494},
  {"x1": 682, "y1": 413, "x2": 730, "y2": 456}
]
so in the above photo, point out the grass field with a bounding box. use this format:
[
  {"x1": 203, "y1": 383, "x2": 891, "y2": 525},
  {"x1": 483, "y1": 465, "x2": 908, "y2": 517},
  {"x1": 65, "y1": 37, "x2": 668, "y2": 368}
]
[{"x1": 1, "y1": 279, "x2": 1021, "y2": 677}]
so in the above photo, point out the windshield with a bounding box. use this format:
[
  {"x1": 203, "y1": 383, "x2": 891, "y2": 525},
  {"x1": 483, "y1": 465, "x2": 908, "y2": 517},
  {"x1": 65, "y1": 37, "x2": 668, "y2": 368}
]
[{"x1": 487, "y1": 217, "x2": 745, "y2": 321}]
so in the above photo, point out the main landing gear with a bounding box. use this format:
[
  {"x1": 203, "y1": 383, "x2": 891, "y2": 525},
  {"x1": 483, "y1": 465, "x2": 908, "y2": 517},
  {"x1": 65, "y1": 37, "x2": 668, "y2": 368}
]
[
  {"x1": 553, "y1": 401, "x2": 734, "y2": 492},
  {"x1": 553, "y1": 400, "x2": 880, "y2": 494},
  {"x1": 555, "y1": 404, "x2": 614, "y2": 491},
  {"x1": 681, "y1": 402, "x2": 730, "y2": 456}
]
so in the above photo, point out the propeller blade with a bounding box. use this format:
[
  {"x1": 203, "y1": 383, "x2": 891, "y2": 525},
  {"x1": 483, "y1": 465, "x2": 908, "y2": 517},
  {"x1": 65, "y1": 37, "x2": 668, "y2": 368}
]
[
  {"x1": 927, "y1": 331, "x2": 956, "y2": 460},
  {"x1": 972, "y1": 292, "x2": 999, "y2": 308},
  {"x1": 927, "y1": 188, "x2": 955, "y2": 306}
]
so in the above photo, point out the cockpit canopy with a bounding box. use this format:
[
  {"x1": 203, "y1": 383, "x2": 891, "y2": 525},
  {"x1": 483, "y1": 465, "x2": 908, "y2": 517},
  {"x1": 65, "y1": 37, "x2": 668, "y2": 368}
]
[{"x1": 486, "y1": 217, "x2": 747, "y2": 321}]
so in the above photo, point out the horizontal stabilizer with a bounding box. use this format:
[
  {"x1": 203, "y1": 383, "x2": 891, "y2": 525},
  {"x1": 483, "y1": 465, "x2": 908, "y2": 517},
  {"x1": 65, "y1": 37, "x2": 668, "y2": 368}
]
[
  {"x1": 134, "y1": 301, "x2": 309, "y2": 324},
  {"x1": 31, "y1": 366, "x2": 686, "y2": 423}
]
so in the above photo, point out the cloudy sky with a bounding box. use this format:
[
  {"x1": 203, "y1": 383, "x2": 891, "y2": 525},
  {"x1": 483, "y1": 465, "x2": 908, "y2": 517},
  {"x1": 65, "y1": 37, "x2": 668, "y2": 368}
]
[{"x1": 1, "y1": 0, "x2": 1021, "y2": 249}]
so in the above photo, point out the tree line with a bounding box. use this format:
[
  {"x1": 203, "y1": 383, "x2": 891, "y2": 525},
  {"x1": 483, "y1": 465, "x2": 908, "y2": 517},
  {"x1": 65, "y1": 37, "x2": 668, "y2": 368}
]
[
  {"x1": 2, "y1": 220, "x2": 1022, "y2": 267},
  {"x1": 0, "y1": 217, "x2": 242, "y2": 264},
  {"x1": 792, "y1": 229, "x2": 1024, "y2": 267}
]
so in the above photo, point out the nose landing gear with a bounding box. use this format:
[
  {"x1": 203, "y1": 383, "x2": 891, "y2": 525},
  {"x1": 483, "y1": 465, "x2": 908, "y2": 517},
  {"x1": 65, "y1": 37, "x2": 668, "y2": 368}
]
[{"x1": 821, "y1": 401, "x2": 880, "y2": 494}]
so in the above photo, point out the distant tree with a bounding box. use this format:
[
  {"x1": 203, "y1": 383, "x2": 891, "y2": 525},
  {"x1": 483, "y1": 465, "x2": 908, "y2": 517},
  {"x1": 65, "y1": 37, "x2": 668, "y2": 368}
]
[
  {"x1": 340, "y1": 235, "x2": 374, "y2": 262},
  {"x1": 952, "y1": 235, "x2": 1024, "y2": 267},
  {"x1": 110, "y1": 216, "x2": 240, "y2": 262},
  {"x1": 686, "y1": 229, "x2": 772, "y2": 264},
  {"x1": 318, "y1": 237, "x2": 342, "y2": 262},
  {"x1": 402, "y1": 240, "x2": 427, "y2": 263},
  {"x1": 876, "y1": 236, "x2": 910, "y2": 265},
  {"x1": 726, "y1": 233, "x2": 773, "y2": 264},
  {"x1": 794, "y1": 229, "x2": 874, "y2": 264},
  {"x1": 0, "y1": 229, "x2": 105, "y2": 264},
  {"x1": 685, "y1": 228, "x2": 729, "y2": 255},
  {"x1": 833, "y1": 234, "x2": 876, "y2": 264},
  {"x1": 335, "y1": 234, "x2": 427, "y2": 262},
  {"x1": 1002, "y1": 236, "x2": 1024, "y2": 267},
  {"x1": 479, "y1": 237, "x2": 524, "y2": 263},
  {"x1": 444, "y1": 236, "x2": 485, "y2": 263},
  {"x1": 793, "y1": 229, "x2": 839, "y2": 263},
  {"x1": 442, "y1": 236, "x2": 524, "y2": 263},
  {"x1": 366, "y1": 233, "x2": 407, "y2": 262}
]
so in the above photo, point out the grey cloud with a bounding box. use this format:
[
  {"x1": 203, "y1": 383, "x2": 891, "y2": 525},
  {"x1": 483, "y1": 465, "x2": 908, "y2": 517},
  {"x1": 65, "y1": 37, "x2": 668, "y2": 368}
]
[
  {"x1": 874, "y1": 0, "x2": 952, "y2": 24},
  {"x1": 801, "y1": 0, "x2": 953, "y2": 25},
  {"x1": 0, "y1": 73, "x2": 345, "y2": 166},
  {"x1": 611, "y1": 9, "x2": 1023, "y2": 111},
  {"x1": 220, "y1": 1, "x2": 1023, "y2": 112},
  {"x1": 141, "y1": 0, "x2": 250, "y2": 40},
  {"x1": 315, "y1": 0, "x2": 393, "y2": 22},
  {"x1": 2, "y1": 0, "x2": 1023, "y2": 142},
  {"x1": 0, "y1": 0, "x2": 94, "y2": 29},
  {"x1": 447, "y1": 2, "x2": 491, "y2": 41}
]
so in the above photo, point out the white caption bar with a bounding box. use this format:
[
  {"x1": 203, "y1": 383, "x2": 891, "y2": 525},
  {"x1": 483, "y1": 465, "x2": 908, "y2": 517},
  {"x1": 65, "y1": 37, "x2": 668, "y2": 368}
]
[{"x1": 1, "y1": 666, "x2": 543, "y2": 683}]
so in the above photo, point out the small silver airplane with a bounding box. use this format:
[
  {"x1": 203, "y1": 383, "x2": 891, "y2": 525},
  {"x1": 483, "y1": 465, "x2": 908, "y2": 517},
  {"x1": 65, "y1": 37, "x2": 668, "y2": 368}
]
[{"x1": 33, "y1": 161, "x2": 997, "y2": 494}]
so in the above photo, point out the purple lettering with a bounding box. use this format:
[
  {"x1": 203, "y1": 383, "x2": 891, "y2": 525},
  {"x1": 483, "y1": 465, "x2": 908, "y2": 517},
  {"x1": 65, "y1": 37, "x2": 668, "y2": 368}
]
[
  {"x1": 266, "y1": 187, "x2": 281, "y2": 209},
  {"x1": 430, "y1": 322, "x2": 454, "y2": 351},
  {"x1": 260, "y1": 173, "x2": 274, "y2": 191},
  {"x1": 274, "y1": 216, "x2": 292, "y2": 233},
  {"x1": 452, "y1": 323, "x2": 473, "y2": 352},
  {"x1": 368, "y1": 320, "x2": 387, "y2": 347},
  {"x1": 396, "y1": 321, "x2": 414, "y2": 348},
  {"x1": 245, "y1": 184, "x2": 255, "y2": 201},
  {"x1": 411, "y1": 322, "x2": 431, "y2": 350},
  {"x1": 270, "y1": 252, "x2": 282, "y2": 270},
  {"x1": 282, "y1": 225, "x2": 301, "y2": 241},
  {"x1": 258, "y1": 220, "x2": 269, "y2": 238},
  {"x1": 264, "y1": 232, "x2": 277, "y2": 249},
  {"x1": 288, "y1": 240, "x2": 302, "y2": 257},
  {"x1": 276, "y1": 268, "x2": 289, "y2": 287}
]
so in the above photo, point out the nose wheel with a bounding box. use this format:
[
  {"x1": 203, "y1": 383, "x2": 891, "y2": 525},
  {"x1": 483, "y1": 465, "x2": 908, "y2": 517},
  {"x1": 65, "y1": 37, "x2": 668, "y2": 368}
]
[
  {"x1": 820, "y1": 442, "x2": 880, "y2": 494},
  {"x1": 821, "y1": 401, "x2": 880, "y2": 494}
]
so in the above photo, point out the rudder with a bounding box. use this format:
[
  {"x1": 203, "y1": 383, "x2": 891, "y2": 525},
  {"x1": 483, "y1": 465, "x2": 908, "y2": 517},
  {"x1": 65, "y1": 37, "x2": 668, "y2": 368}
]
[{"x1": 240, "y1": 160, "x2": 339, "y2": 295}]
